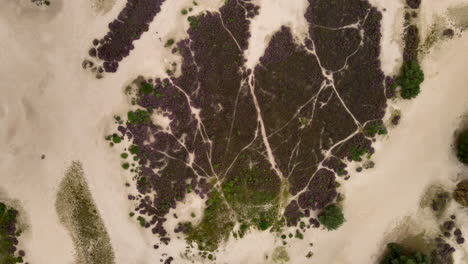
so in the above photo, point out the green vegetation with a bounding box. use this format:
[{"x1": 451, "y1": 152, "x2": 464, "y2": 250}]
[
  {"x1": 129, "y1": 144, "x2": 139, "y2": 154},
  {"x1": 456, "y1": 130, "x2": 468, "y2": 164},
  {"x1": 454, "y1": 180, "x2": 468, "y2": 207},
  {"x1": 181, "y1": 9, "x2": 188, "y2": 15},
  {"x1": 186, "y1": 190, "x2": 235, "y2": 251},
  {"x1": 120, "y1": 153, "x2": 128, "y2": 159},
  {"x1": 318, "y1": 204, "x2": 345, "y2": 230},
  {"x1": 272, "y1": 246, "x2": 290, "y2": 263},
  {"x1": 0, "y1": 202, "x2": 24, "y2": 264},
  {"x1": 55, "y1": 161, "x2": 115, "y2": 264},
  {"x1": 365, "y1": 123, "x2": 388, "y2": 137},
  {"x1": 393, "y1": 61, "x2": 424, "y2": 99},
  {"x1": 294, "y1": 230, "x2": 303, "y2": 239},
  {"x1": 111, "y1": 134, "x2": 122, "y2": 144},
  {"x1": 139, "y1": 82, "x2": 154, "y2": 95},
  {"x1": 222, "y1": 166, "x2": 280, "y2": 231},
  {"x1": 136, "y1": 216, "x2": 146, "y2": 227},
  {"x1": 127, "y1": 109, "x2": 151, "y2": 125},
  {"x1": 122, "y1": 163, "x2": 130, "y2": 170},
  {"x1": 349, "y1": 146, "x2": 367, "y2": 161},
  {"x1": 187, "y1": 16, "x2": 200, "y2": 29},
  {"x1": 165, "y1": 39, "x2": 175, "y2": 47},
  {"x1": 380, "y1": 243, "x2": 430, "y2": 264}
]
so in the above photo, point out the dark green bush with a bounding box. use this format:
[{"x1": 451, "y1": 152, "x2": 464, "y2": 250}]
[
  {"x1": 457, "y1": 130, "x2": 468, "y2": 165},
  {"x1": 394, "y1": 61, "x2": 424, "y2": 99},
  {"x1": 318, "y1": 204, "x2": 345, "y2": 230},
  {"x1": 139, "y1": 82, "x2": 154, "y2": 95},
  {"x1": 380, "y1": 243, "x2": 430, "y2": 264},
  {"x1": 164, "y1": 39, "x2": 175, "y2": 47}
]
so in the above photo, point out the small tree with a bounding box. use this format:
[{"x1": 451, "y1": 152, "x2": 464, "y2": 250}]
[
  {"x1": 393, "y1": 61, "x2": 424, "y2": 99},
  {"x1": 380, "y1": 243, "x2": 430, "y2": 264},
  {"x1": 318, "y1": 204, "x2": 345, "y2": 230},
  {"x1": 457, "y1": 130, "x2": 468, "y2": 165}
]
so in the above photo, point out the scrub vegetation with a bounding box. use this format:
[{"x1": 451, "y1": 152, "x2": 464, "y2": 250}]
[
  {"x1": 456, "y1": 129, "x2": 468, "y2": 164},
  {"x1": 103, "y1": 0, "x2": 388, "y2": 259},
  {"x1": 318, "y1": 204, "x2": 345, "y2": 230},
  {"x1": 55, "y1": 161, "x2": 115, "y2": 264},
  {"x1": 0, "y1": 202, "x2": 26, "y2": 264},
  {"x1": 380, "y1": 243, "x2": 431, "y2": 264}
]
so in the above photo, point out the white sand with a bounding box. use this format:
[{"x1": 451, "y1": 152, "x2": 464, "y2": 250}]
[{"x1": 1, "y1": 0, "x2": 467, "y2": 263}]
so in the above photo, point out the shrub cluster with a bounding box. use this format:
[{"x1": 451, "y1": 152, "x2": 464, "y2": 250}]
[
  {"x1": 380, "y1": 243, "x2": 430, "y2": 264},
  {"x1": 317, "y1": 204, "x2": 344, "y2": 230},
  {"x1": 456, "y1": 130, "x2": 468, "y2": 165},
  {"x1": 393, "y1": 61, "x2": 424, "y2": 99}
]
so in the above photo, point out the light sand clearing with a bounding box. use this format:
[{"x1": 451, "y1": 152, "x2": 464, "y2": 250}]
[{"x1": 1, "y1": 0, "x2": 468, "y2": 263}]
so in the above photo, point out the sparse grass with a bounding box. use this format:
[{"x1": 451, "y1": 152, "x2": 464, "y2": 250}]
[
  {"x1": 272, "y1": 246, "x2": 290, "y2": 263},
  {"x1": 186, "y1": 190, "x2": 235, "y2": 251},
  {"x1": 221, "y1": 166, "x2": 281, "y2": 231},
  {"x1": 55, "y1": 161, "x2": 115, "y2": 264}
]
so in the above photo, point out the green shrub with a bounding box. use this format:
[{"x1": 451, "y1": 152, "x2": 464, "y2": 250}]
[
  {"x1": 457, "y1": 130, "x2": 468, "y2": 165},
  {"x1": 111, "y1": 134, "x2": 122, "y2": 144},
  {"x1": 187, "y1": 16, "x2": 200, "y2": 29},
  {"x1": 164, "y1": 39, "x2": 175, "y2": 47},
  {"x1": 127, "y1": 109, "x2": 151, "y2": 124},
  {"x1": 380, "y1": 243, "x2": 430, "y2": 264},
  {"x1": 129, "y1": 145, "x2": 139, "y2": 154},
  {"x1": 394, "y1": 61, "x2": 424, "y2": 99},
  {"x1": 139, "y1": 82, "x2": 154, "y2": 95},
  {"x1": 318, "y1": 204, "x2": 345, "y2": 230}
]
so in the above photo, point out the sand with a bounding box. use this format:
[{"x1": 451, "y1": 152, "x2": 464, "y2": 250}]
[{"x1": 0, "y1": 0, "x2": 467, "y2": 263}]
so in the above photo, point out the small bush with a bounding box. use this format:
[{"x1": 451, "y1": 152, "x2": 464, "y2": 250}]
[
  {"x1": 164, "y1": 39, "x2": 175, "y2": 47},
  {"x1": 187, "y1": 16, "x2": 200, "y2": 29},
  {"x1": 139, "y1": 82, "x2": 153, "y2": 95},
  {"x1": 380, "y1": 243, "x2": 430, "y2": 264},
  {"x1": 127, "y1": 110, "x2": 151, "y2": 124},
  {"x1": 394, "y1": 61, "x2": 424, "y2": 99},
  {"x1": 456, "y1": 130, "x2": 468, "y2": 165},
  {"x1": 318, "y1": 204, "x2": 345, "y2": 230}
]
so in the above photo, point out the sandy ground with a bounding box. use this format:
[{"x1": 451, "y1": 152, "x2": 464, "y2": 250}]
[{"x1": 0, "y1": 0, "x2": 467, "y2": 263}]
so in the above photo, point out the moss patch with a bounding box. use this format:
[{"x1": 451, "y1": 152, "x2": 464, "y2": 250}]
[
  {"x1": 186, "y1": 190, "x2": 235, "y2": 251},
  {"x1": 55, "y1": 161, "x2": 115, "y2": 264}
]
